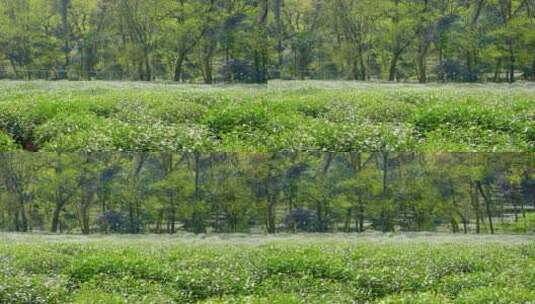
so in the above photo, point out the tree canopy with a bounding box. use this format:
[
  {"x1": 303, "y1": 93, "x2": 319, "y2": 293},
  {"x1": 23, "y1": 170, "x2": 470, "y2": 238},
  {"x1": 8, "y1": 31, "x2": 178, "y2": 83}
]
[
  {"x1": 0, "y1": 152, "x2": 533, "y2": 234},
  {"x1": 1, "y1": 0, "x2": 535, "y2": 83}
]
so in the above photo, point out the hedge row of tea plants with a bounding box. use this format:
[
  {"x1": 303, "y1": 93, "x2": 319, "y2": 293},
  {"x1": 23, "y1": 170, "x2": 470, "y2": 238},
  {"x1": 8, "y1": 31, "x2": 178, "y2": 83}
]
[
  {"x1": 0, "y1": 234, "x2": 534, "y2": 303},
  {"x1": 0, "y1": 81, "x2": 533, "y2": 152}
]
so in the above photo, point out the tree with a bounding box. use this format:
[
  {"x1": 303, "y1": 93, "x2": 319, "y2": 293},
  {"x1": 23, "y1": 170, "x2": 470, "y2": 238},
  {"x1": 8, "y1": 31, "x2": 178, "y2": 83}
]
[{"x1": 0, "y1": 153, "x2": 42, "y2": 232}]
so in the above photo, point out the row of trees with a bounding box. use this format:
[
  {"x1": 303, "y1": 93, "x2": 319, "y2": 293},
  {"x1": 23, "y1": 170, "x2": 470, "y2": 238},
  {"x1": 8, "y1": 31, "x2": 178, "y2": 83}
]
[
  {"x1": 0, "y1": 153, "x2": 533, "y2": 234},
  {"x1": 1, "y1": 0, "x2": 535, "y2": 83}
]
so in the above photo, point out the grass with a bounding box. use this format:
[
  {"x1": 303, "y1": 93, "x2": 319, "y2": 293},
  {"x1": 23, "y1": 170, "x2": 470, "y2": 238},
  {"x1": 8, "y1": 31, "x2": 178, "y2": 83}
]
[
  {"x1": 0, "y1": 80, "x2": 533, "y2": 152},
  {"x1": 1, "y1": 233, "x2": 534, "y2": 303}
]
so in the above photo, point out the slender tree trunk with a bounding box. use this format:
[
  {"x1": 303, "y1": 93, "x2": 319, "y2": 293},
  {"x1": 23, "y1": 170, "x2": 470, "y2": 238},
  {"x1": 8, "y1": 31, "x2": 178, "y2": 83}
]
[
  {"x1": 255, "y1": 0, "x2": 269, "y2": 84},
  {"x1": 266, "y1": 197, "x2": 276, "y2": 233},
  {"x1": 389, "y1": 53, "x2": 400, "y2": 81},
  {"x1": 174, "y1": 55, "x2": 184, "y2": 82},
  {"x1": 14, "y1": 210, "x2": 21, "y2": 232},
  {"x1": 358, "y1": 198, "x2": 364, "y2": 233},
  {"x1": 51, "y1": 203, "x2": 63, "y2": 233},
  {"x1": 202, "y1": 56, "x2": 213, "y2": 84},
  {"x1": 60, "y1": 0, "x2": 71, "y2": 79},
  {"x1": 358, "y1": 43, "x2": 366, "y2": 80},
  {"x1": 472, "y1": 182, "x2": 481, "y2": 234},
  {"x1": 508, "y1": 40, "x2": 515, "y2": 83},
  {"x1": 476, "y1": 181, "x2": 494, "y2": 234},
  {"x1": 451, "y1": 218, "x2": 459, "y2": 233},
  {"x1": 494, "y1": 59, "x2": 502, "y2": 82},
  {"x1": 18, "y1": 198, "x2": 27, "y2": 232},
  {"x1": 128, "y1": 201, "x2": 135, "y2": 233},
  {"x1": 192, "y1": 152, "x2": 205, "y2": 233},
  {"x1": 344, "y1": 208, "x2": 352, "y2": 232},
  {"x1": 137, "y1": 62, "x2": 144, "y2": 81},
  {"x1": 170, "y1": 194, "x2": 176, "y2": 234},
  {"x1": 144, "y1": 50, "x2": 151, "y2": 81},
  {"x1": 417, "y1": 53, "x2": 427, "y2": 83},
  {"x1": 156, "y1": 209, "x2": 163, "y2": 233},
  {"x1": 416, "y1": 45, "x2": 430, "y2": 84},
  {"x1": 462, "y1": 216, "x2": 468, "y2": 234},
  {"x1": 80, "y1": 204, "x2": 90, "y2": 235},
  {"x1": 511, "y1": 194, "x2": 518, "y2": 222},
  {"x1": 352, "y1": 58, "x2": 359, "y2": 81},
  {"x1": 274, "y1": 0, "x2": 283, "y2": 79}
]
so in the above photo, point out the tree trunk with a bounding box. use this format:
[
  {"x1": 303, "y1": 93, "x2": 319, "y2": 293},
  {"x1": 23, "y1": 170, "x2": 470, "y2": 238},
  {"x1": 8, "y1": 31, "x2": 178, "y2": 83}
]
[
  {"x1": 344, "y1": 208, "x2": 352, "y2": 232},
  {"x1": 18, "y1": 199, "x2": 27, "y2": 232},
  {"x1": 476, "y1": 181, "x2": 494, "y2": 234},
  {"x1": 174, "y1": 55, "x2": 184, "y2": 82},
  {"x1": 316, "y1": 200, "x2": 325, "y2": 232},
  {"x1": 358, "y1": 199, "x2": 364, "y2": 233},
  {"x1": 254, "y1": 50, "x2": 268, "y2": 84},
  {"x1": 511, "y1": 194, "x2": 518, "y2": 222},
  {"x1": 417, "y1": 54, "x2": 427, "y2": 83},
  {"x1": 388, "y1": 53, "x2": 400, "y2": 82},
  {"x1": 274, "y1": 0, "x2": 283, "y2": 79},
  {"x1": 508, "y1": 40, "x2": 515, "y2": 83},
  {"x1": 191, "y1": 152, "x2": 205, "y2": 234},
  {"x1": 358, "y1": 43, "x2": 366, "y2": 80},
  {"x1": 80, "y1": 205, "x2": 90, "y2": 235},
  {"x1": 472, "y1": 182, "x2": 480, "y2": 234},
  {"x1": 170, "y1": 200, "x2": 176, "y2": 234},
  {"x1": 465, "y1": 50, "x2": 480, "y2": 82},
  {"x1": 51, "y1": 203, "x2": 63, "y2": 233},
  {"x1": 416, "y1": 49, "x2": 428, "y2": 83},
  {"x1": 128, "y1": 201, "x2": 135, "y2": 233},
  {"x1": 156, "y1": 209, "x2": 163, "y2": 233},
  {"x1": 462, "y1": 216, "x2": 468, "y2": 234},
  {"x1": 266, "y1": 198, "x2": 276, "y2": 234},
  {"x1": 451, "y1": 218, "x2": 459, "y2": 233},
  {"x1": 60, "y1": 0, "x2": 71, "y2": 79},
  {"x1": 202, "y1": 57, "x2": 213, "y2": 84},
  {"x1": 144, "y1": 50, "x2": 151, "y2": 81},
  {"x1": 352, "y1": 58, "x2": 359, "y2": 81},
  {"x1": 494, "y1": 59, "x2": 502, "y2": 82}
]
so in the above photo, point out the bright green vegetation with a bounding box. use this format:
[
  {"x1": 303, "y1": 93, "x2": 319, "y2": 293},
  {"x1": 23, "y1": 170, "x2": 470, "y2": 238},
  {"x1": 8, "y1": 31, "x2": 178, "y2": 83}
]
[
  {"x1": 0, "y1": 131, "x2": 15, "y2": 151},
  {"x1": 500, "y1": 213, "x2": 535, "y2": 234},
  {"x1": 0, "y1": 81, "x2": 534, "y2": 152},
  {"x1": 0, "y1": 234, "x2": 534, "y2": 304},
  {"x1": 1, "y1": 1, "x2": 535, "y2": 84}
]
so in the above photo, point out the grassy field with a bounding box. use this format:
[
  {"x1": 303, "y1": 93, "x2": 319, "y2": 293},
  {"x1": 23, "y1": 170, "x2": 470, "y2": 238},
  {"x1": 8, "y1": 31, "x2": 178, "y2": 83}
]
[
  {"x1": 0, "y1": 81, "x2": 534, "y2": 152},
  {"x1": 1, "y1": 233, "x2": 534, "y2": 303}
]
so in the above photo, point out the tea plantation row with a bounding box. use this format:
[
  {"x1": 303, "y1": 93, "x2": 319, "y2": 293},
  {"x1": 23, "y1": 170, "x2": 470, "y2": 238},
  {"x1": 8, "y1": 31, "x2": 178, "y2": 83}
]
[
  {"x1": 0, "y1": 234, "x2": 534, "y2": 303},
  {"x1": 0, "y1": 81, "x2": 534, "y2": 152}
]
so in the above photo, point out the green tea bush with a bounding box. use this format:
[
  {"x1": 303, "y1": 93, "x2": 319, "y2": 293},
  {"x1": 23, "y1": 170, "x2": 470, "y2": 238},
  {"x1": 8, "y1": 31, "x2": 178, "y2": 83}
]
[
  {"x1": 204, "y1": 102, "x2": 270, "y2": 135},
  {"x1": 1, "y1": 81, "x2": 534, "y2": 152},
  {"x1": 0, "y1": 131, "x2": 17, "y2": 151},
  {"x1": 456, "y1": 287, "x2": 535, "y2": 304},
  {"x1": 1, "y1": 234, "x2": 535, "y2": 303},
  {"x1": 37, "y1": 119, "x2": 213, "y2": 152}
]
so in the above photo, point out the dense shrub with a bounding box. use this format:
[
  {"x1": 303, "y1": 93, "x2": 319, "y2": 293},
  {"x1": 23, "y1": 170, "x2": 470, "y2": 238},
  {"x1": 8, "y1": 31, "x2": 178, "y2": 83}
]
[{"x1": 1, "y1": 81, "x2": 533, "y2": 152}]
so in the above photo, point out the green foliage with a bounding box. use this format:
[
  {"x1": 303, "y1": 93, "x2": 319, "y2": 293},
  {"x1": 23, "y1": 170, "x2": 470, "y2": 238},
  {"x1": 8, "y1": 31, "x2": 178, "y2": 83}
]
[
  {"x1": 2, "y1": 0, "x2": 535, "y2": 82},
  {"x1": 499, "y1": 214, "x2": 535, "y2": 233},
  {"x1": 1, "y1": 81, "x2": 534, "y2": 152},
  {"x1": 0, "y1": 132, "x2": 16, "y2": 151},
  {"x1": 1, "y1": 235, "x2": 535, "y2": 303}
]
